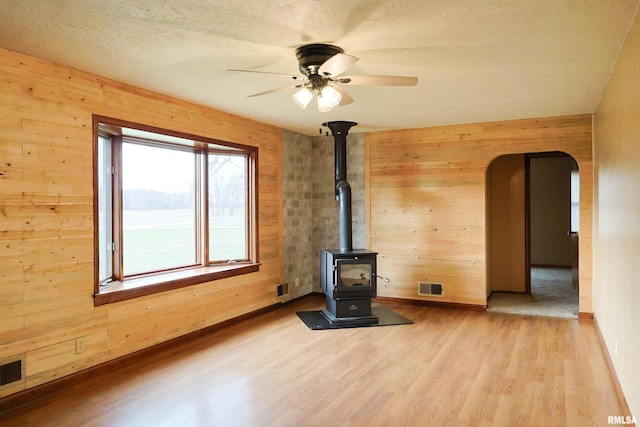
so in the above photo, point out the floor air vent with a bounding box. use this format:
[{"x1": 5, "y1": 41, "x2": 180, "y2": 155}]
[
  {"x1": 418, "y1": 282, "x2": 443, "y2": 296},
  {"x1": 0, "y1": 354, "x2": 25, "y2": 391}
]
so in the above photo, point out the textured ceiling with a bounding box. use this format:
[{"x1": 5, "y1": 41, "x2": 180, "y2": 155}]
[{"x1": 1, "y1": 0, "x2": 638, "y2": 135}]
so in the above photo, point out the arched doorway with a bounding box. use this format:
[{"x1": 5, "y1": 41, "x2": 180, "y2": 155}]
[{"x1": 485, "y1": 152, "x2": 579, "y2": 317}]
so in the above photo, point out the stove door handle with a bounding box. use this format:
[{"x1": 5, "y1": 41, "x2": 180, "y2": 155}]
[{"x1": 374, "y1": 274, "x2": 391, "y2": 283}]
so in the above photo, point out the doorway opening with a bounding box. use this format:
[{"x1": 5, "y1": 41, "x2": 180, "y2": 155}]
[{"x1": 485, "y1": 152, "x2": 579, "y2": 318}]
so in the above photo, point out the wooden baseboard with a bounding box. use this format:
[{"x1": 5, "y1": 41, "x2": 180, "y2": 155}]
[
  {"x1": 578, "y1": 312, "x2": 594, "y2": 320},
  {"x1": 373, "y1": 296, "x2": 486, "y2": 311},
  {"x1": 0, "y1": 296, "x2": 315, "y2": 412},
  {"x1": 313, "y1": 292, "x2": 486, "y2": 311},
  {"x1": 489, "y1": 290, "x2": 529, "y2": 296},
  {"x1": 593, "y1": 315, "x2": 634, "y2": 420},
  {"x1": 530, "y1": 264, "x2": 572, "y2": 269}
]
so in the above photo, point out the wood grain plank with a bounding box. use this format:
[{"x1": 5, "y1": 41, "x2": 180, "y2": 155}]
[
  {"x1": 0, "y1": 46, "x2": 283, "y2": 396},
  {"x1": 368, "y1": 114, "x2": 593, "y2": 312},
  {"x1": 0, "y1": 298, "x2": 626, "y2": 425}
]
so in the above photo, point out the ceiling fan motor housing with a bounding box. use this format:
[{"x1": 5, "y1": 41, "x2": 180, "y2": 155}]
[{"x1": 295, "y1": 44, "x2": 343, "y2": 77}]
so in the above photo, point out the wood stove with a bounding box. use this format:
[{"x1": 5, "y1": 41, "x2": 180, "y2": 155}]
[
  {"x1": 320, "y1": 248, "x2": 378, "y2": 324},
  {"x1": 320, "y1": 121, "x2": 378, "y2": 326}
]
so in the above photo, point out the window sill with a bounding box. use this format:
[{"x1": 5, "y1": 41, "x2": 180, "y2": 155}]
[{"x1": 94, "y1": 263, "x2": 260, "y2": 306}]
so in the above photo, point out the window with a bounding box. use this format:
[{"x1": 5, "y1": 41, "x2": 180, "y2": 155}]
[{"x1": 93, "y1": 116, "x2": 258, "y2": 305}]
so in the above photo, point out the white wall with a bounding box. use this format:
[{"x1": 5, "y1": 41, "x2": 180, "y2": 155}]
[{"x1": 594, "y1": 7, "x2": 640, "y2": 418}]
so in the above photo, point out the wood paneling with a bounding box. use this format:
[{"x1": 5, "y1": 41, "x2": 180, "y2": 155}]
[
  {"x1": 366, "y1": 115, "x2": 593, "y2": 311},
  {"x1": 487, "y1": 154, "x2": 526, "y2": 293},
  {"x1": 0, "y1": 48, "x2": 283, "y2": 398}
]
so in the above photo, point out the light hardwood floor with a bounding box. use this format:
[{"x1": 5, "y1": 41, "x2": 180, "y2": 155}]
[{"x1": 0, "y1": 297, "x2": 626, "y2": 426}]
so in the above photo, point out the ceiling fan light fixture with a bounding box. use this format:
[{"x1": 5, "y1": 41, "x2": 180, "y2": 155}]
[
  {"x1": 317, "y1": 85, "x2": 342, "y2": 112},
  {"x1": 292, "y1": 87, "x2": 314, "y2": 109},
  {"x1": 233, "y1": 43, "x2": 418, "y2": 113}
]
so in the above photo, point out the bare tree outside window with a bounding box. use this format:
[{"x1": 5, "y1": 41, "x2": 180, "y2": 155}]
[
  {"x1": 208, "y1": 154, "x2": 247, "y2": 261},
  {"x1": 95, "y1": 116, "x2": 257, "y2": 303}
]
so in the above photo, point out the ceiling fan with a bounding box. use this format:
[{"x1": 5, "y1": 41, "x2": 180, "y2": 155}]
[{"x1": 228, "y1": 43, "x2": 418, "y2": 112}]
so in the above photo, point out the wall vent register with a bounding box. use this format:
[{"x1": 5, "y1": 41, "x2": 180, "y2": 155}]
[
  {"x1": 418, "y1": 282, "x2": 443, "y2": 296},
  {"x1": 0, "y1": 354, "x2": 25, "y2": 391}
]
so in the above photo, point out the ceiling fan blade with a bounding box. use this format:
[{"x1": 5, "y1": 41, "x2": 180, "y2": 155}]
[
  {"x1": 227, "y1": 69, "x2": 305, "y2": 81},
  {"x1": 247, "y1": 83, "x2": 304, "y2": 97},
  {"x1": 333, "y1": 84, "x2": 354, "y2": 106},
  {"x1": 338, "y1": 75, "x2": 418, "y2": 86},
  {"x1": 319, "y1": 53, "x2": 359, "y2": 77}
]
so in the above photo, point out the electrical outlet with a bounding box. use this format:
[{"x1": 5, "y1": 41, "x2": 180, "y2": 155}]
[
  {"x1": 75, "y1": 337, "x2": 85, "y2": 354},
  {"x1": 276, "y1": 283, "x2": 289, "y2": 297},
  {"x1": 294, "y1": 278, "x2": 300, "y2": 287}
]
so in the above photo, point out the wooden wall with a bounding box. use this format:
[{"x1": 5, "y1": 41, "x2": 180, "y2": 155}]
[
  {"x1": 366, "y1": 115, "x2": 593, "y2": 312},
  {"x1": 487, "y1": 154, "x2": 526, "y2": 293},
  {"x1": 0, "y1": 48, "x2": 283, "y2": 398}
]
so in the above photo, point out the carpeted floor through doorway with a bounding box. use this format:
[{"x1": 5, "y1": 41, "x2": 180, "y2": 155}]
[{"x1": 487, "y1": 267, "x2": 578, "y2": 318}]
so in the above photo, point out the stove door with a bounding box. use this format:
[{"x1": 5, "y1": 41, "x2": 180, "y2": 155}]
[
  {"x1": 338, "y1": 261, "x2": 371, "y2": 287},
  {"x1": 334, "y1": 258, "x2": 376, "y2": 298}
]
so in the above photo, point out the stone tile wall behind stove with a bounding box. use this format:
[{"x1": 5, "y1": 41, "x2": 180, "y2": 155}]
[
  {"x1": 282, "y1": 130, "x2": 366, "y2": 297},
  {"x1": 282, "y1": 130, "x2": 314, "y2": 299}
]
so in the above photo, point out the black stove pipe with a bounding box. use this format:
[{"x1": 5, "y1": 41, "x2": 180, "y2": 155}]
[{"x1": 323, "y1": 121, "x2": 357, "y2": 253}]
